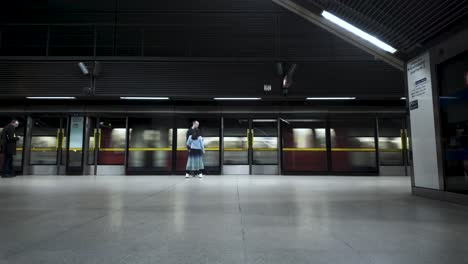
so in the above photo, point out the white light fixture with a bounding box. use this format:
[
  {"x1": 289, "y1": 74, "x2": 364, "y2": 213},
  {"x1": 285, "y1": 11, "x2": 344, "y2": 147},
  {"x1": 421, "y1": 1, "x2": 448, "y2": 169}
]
[
  {"x1": 26, "y1": 97, "x2": 76, "y2": 99},
  {"x1": 321, "y1": 11, "x2": 397, "y2": 54},
  {"x1": 77, "y1": 62, "x2": 89, "y2": 75},
  {"x1": 306, "y1": 97, "x2": 356, "y2": 100},
  {"x1": 214, "y1": 98, "x2": 261, "y2": 100},
  {"x1": 252, "y1": 119, "x2": 277, "y2": 122},
  {"x1": 401, "y1": 97, "x2": 407, "y2": 100},
  {"x1": 120, "y1": 97, "x2": 169, "y2": 100},
  {"x1": 283, "y1": 119, "x2": 323, "y2": 122}
]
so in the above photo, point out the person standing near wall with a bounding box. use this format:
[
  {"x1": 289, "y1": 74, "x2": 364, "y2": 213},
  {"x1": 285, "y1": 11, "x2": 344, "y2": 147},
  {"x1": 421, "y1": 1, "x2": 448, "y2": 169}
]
[
  {"x1": 186, "y1": 120, "x2": 199, "y2": 177},
  {"x1": 0, "y1": 119, "x2": 20, "y2": 178},
  {"x1": 186, "y1": 129, "x2": 205, "y2": 178}
]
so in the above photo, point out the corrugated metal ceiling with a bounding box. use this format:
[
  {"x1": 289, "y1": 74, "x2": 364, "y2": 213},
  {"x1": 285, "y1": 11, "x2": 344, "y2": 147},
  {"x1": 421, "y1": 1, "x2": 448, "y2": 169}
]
[{"x1": 305, "y1": 0, "x2": 468, "y2": 56}]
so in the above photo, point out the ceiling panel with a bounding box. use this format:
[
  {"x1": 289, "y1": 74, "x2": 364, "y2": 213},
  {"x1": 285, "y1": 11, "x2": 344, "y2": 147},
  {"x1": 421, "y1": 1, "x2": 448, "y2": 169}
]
[{"x1": 305, "y1": 0, "x2": 468, "y2": 56}]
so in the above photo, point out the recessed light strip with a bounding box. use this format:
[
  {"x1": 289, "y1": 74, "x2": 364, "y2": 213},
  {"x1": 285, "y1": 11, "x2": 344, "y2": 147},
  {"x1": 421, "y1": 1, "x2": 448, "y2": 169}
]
[
  {"x1": 120, "y1": 97, "x2": 169, "y2": 100},
  {"x1": 252, "y1": 119, "x2": 277, "y2": 122},
  {"x1": 214, "y1": 98, "x2": 262, "y2": 100},
  {"x1": 26, "y1": 97, "x2": 76, "y2": 99},
  {"x1": 321, "y1": 11, "x2": 397, "y2": 54},
  {"x1": 306, "y1": 97, "x2": 356, "y2": 100}
]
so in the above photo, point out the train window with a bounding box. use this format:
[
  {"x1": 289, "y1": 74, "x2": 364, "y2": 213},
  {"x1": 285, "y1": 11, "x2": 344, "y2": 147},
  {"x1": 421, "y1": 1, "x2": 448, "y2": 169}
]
[
  {"x1": 97, "y1": 118, "x2": 126, "y2": 165},
  {"x1": 281, "y1": 118, "x2": 328, "y2": 172},
  {"x1": 379, "y1": 118, "x2": 405, "y2": 166},
  {"x1": 252, "y1": 120, "x2": 278, "y2": 165},
  {"x1": 330, "y1": 117, "x2": 377, "y2": 172},
  {"x1": 223, "y1": 118, "x2": 249, "y2": 165},
  {"x1": 30, "y1": 117, "x2": 62, "y2": 165},
  {"x1": 127, "y1": 117, "x2": 173, "y2": 173}
]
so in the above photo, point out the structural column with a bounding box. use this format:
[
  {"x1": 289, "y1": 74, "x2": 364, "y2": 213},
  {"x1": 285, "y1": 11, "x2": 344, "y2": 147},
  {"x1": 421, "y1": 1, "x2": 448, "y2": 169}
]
[{"x1": 406, "y1": 52, "x2": 443, "y2": 190}]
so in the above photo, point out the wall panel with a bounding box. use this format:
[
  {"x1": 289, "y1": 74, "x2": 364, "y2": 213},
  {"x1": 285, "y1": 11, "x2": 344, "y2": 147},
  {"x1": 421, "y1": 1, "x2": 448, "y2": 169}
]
[{"x1": 0, "y1": 61, "x2": 90, "y2": 96}]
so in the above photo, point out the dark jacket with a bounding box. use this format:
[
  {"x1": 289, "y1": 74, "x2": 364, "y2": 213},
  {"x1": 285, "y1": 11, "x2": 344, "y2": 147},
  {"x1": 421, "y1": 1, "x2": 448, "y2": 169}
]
[
  {"x1": 186, "y1": 127, "x2": 199, "y2": 150},
  {"x1": 0, "y1": 124, "x2": 19, "y2": 155}
]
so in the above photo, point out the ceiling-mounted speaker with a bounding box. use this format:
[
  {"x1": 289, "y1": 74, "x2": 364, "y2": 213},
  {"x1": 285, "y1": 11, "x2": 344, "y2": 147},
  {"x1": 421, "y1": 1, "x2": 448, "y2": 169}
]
[{"x1": 78, "y1": 62, "x2": 89, "y2": 75}]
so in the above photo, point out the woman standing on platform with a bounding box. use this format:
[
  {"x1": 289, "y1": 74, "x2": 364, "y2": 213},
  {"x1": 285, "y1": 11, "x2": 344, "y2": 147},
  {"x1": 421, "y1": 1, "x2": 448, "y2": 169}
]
[{"x1": 186, "y1": 129, "x2": 205, "y2": 178}]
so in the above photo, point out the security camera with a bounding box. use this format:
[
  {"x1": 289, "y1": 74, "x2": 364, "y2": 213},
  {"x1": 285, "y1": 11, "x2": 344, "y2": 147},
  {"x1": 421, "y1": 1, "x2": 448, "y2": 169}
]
[
  {"x1": 78, "y1": 62, "x2": 89, "y2": 75},
  {"x1": 283, "y1": 64, "x2": 297, "y2": 89}
]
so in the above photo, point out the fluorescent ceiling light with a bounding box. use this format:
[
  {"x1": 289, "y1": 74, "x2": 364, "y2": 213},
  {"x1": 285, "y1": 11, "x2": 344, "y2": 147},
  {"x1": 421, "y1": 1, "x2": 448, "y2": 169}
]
[
  {"x1": 120, "y1": 97, "x2": 169, "y2": 100},
  {"x1": 252, "y1": 119, "x2": 277, "y2": 122},
  {"x1": 26, "y1": 97, "x2": 76, "y2": 99},
  {"x1": 321, "y1": 11, "x2": 397, "y2": 54},
  {"x1": 214, "y1": 98, "x2": 261, "y2": 100},
  {"x1": 282, "y1": 119, "x2": 323, "y2": 122},
  {"x1": 401, "y1": 97, "x2": 407, "y2": 100},
  {"x1": 306, "y1": 97, "x2": 356, "y2": 100}
]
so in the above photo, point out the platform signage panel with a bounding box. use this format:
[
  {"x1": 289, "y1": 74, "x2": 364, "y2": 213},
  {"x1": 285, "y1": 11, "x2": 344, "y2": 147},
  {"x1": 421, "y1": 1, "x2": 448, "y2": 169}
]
[
  {"x1": 69, "y1": 117, "x2": 84, "y2": 149},
  {"x1": 409, "y1": 100, "x2": 418, "y2": 110},
  {"x1": 407, "y1": 52, "x2": 440, "y2": 190}
]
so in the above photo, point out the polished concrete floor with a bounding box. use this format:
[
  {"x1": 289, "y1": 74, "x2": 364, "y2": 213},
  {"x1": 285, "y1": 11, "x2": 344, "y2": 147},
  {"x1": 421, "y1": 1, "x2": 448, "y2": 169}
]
[{"x1": 0, "y1": 175, "x2": 468, "y2": 264}]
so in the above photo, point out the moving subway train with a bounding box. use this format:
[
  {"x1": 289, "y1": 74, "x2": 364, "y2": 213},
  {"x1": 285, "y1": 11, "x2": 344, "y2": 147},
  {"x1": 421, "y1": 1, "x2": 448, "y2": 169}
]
[{"x1": 0, "y1": 110, "x2": 409, "y2": 176}]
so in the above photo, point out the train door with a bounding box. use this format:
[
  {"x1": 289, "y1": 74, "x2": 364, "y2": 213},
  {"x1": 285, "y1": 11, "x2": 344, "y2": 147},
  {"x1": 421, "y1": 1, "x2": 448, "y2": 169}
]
[
  {"x1": 222, "y1": 117, "x2": 279, "y2": 175},
  {"x1": 175, "y1": 116, "x2": 221, "y2": 175},
  {"x1": 251, "y1": 119, "x2": 279, "y2": 175},
  {"x1": 280, "y1": 116, "x2": 330, "y2": 174},
  {"x1": 28, "y1": 116, "x2": 68, "y2": 175},
  {"x1": 126, "y1": 116, "x2": 173, "y2": 175},
  {"x1": 94, "y1": 117, "x2": 127, "y2": 175}
]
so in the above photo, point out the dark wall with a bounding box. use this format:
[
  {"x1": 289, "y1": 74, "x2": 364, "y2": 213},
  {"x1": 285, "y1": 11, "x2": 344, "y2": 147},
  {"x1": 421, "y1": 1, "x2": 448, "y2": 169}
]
[
  {"x1": 95, "y1": 61, "x2": 280, "y2": 98},
  {"x1": 289, "y1": 61, "x2": 403, "y2": 98},
  {"x1": 0, "y1": 13, "x2": 374, "y2": 60},
  {"x1": 434, "y1": 38, "x2": 468, "y2": 194},
  {"x1": 0, "y1": 62, "x2": 90, "y2": 97},
  {"x1": 0, "y1": 0, "x2": 372, "y2": 61},
  {"x1": 0, "y1": 60, "x2": 403, "y2": 99},
  {"x1": 0, "y1": 0, "x2": 405, "y2": 99},
  {"x1": 0, "y1": 0, "x2": 281, "y2": 15}
]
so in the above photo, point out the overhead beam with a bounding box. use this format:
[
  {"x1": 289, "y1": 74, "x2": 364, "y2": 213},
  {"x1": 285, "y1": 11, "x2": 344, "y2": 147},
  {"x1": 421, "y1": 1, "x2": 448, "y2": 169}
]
[{"x1": 272, "y1": 0, "x2": 405, "y2": 71}]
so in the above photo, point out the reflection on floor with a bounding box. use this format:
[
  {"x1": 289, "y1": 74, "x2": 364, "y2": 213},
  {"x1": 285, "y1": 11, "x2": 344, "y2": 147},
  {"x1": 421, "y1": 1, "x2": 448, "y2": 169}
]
[{"x1": 0, "y1": 175, "x2": 467, "y2": 264}]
